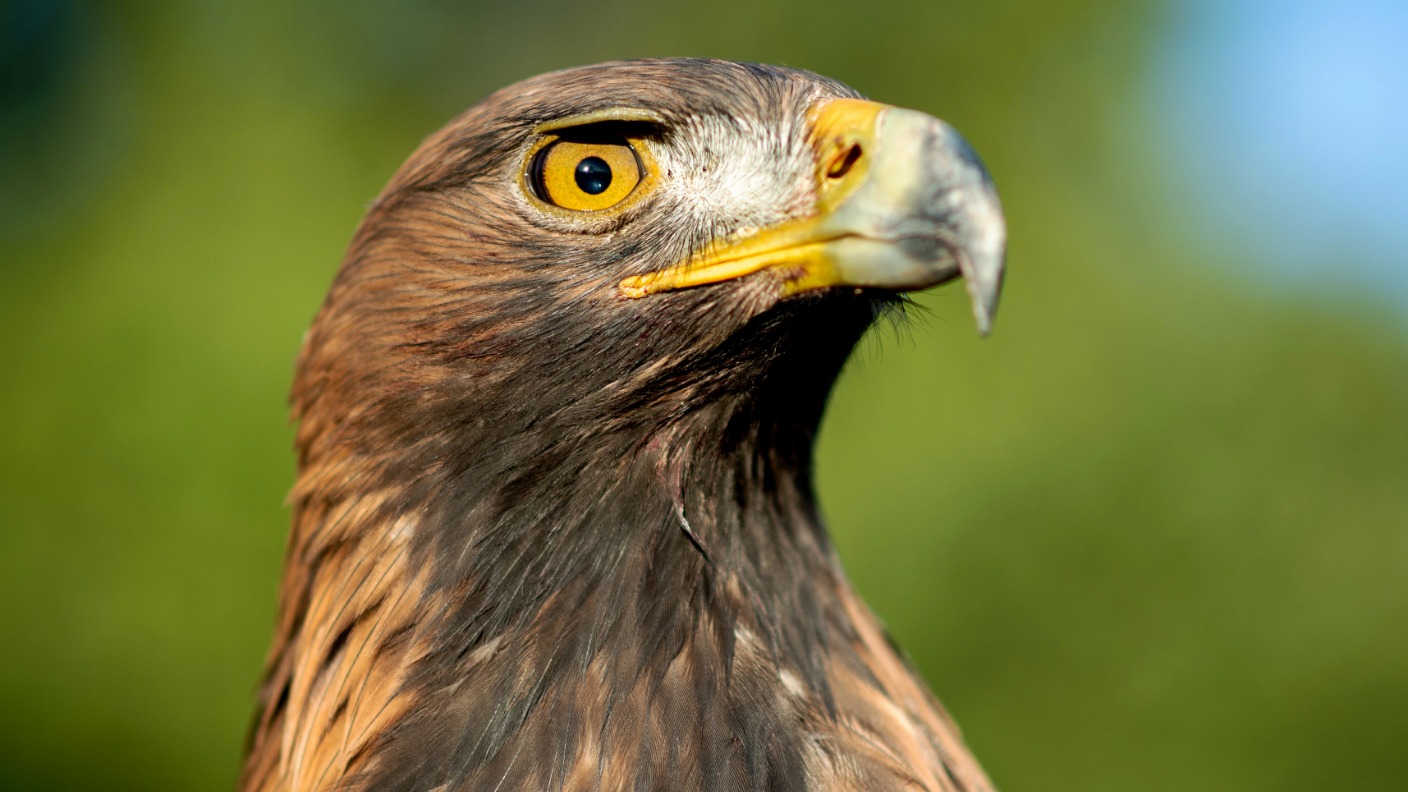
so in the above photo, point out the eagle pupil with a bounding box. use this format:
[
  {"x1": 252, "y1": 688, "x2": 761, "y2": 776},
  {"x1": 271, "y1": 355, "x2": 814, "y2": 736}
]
[{"x1": 575, "y1": 157, "x2": 612, "y2": 194}]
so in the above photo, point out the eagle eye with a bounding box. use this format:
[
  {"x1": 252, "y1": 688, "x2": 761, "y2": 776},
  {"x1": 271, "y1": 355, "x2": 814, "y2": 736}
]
[{"x1": 529, "y1": 137, "x2": 644, "y2": 212}]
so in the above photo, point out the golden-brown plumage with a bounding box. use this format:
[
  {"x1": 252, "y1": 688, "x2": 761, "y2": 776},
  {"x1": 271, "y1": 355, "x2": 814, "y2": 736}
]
[{"x1": 241, "y1": 59, "x2": 1004, "y2": 792}]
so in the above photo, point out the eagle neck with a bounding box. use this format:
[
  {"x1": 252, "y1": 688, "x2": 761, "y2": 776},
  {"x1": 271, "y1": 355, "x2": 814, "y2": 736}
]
[{"x1": 394, "y1": 295, "x2": 880, "y2": 702}]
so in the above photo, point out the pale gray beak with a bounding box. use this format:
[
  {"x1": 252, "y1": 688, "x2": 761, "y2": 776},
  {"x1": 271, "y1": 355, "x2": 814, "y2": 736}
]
[{"x1": 818, "y1": 107, "x2": 1007, "y2": 335}]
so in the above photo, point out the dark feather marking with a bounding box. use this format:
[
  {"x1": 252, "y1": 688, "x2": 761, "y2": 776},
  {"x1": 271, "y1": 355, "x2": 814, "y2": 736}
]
[{"x1": 323, "y1": 699, "x2": 348, "y2": 739}]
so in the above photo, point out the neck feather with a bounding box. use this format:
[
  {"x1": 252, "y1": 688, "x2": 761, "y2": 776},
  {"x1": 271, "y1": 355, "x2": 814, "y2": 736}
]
[{"x1": 270, "y1": 292, "x2": 886, "y2": 791}]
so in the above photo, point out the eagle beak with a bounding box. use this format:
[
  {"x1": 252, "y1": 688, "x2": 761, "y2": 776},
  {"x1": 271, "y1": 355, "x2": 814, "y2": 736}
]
[{"x1": 619, "y1": 99, "x2": 1007, "y2": 335}]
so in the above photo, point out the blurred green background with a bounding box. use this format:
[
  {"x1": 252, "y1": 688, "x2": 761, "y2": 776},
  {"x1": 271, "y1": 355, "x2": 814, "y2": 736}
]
[{"x1": 3, "y1": 0, "x2": 1406, "y2": 790}]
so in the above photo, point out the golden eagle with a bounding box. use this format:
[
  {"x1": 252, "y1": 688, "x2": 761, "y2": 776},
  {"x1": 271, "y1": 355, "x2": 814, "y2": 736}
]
[{"x1": 241, "y1": 58, "x2": 1005, "y2": 792}]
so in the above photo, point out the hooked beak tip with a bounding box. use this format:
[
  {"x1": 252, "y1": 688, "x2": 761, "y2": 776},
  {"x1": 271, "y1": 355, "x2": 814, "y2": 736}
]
[{"x1": 961, "y1": 249, "x2": 1005, "y2": 337}]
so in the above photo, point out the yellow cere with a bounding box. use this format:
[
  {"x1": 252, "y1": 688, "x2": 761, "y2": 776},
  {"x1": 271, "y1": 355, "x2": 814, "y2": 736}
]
[
  {"x1": 806, "y1": 98, "x2": 885, "y2": 214},
  {"x1": 533, "y1": 139, "x2": 642, "y2": 212}
]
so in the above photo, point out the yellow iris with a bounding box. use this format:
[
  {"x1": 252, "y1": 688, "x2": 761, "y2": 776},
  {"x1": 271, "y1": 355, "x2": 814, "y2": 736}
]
[{"x1": 531, "y1": 139, "x2": 643, "y2": 212}]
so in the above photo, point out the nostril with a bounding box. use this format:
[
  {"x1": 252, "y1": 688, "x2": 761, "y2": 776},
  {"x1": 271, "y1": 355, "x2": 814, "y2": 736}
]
[{"x1": 826, "y1": 142, "x2": 862, "y2": 179}]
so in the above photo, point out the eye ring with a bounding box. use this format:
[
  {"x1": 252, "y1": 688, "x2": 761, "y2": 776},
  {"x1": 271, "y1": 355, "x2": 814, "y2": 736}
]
[{"x1": 522, "y1": 128, "x2": 659, "y2": 216}]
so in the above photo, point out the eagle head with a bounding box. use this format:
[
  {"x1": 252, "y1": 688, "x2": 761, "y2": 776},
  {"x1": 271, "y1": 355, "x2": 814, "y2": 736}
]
[{"x1": 247, "y1": 59, "x2": 1005, "y2": 792}]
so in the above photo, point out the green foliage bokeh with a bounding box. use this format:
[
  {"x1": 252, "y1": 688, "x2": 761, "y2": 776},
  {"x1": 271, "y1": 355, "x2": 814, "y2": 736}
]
[{"x1": 1, "y1": 1, "x2": 1405, "y2": 790}]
